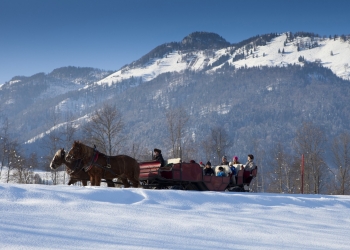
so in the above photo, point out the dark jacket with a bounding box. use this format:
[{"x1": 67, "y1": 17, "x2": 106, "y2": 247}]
[
  {"x1": 204, "y1": 167, "x2": 215, "y2": 176},
  {"x1": 230, "y1": 166, "x2": 237, "y2": 175},
  {"x1": 244, "y1": 160, "x2": 256, "y2": 171},
  {"x1": 154, "y1": 154, "x2": 165, "y2": 167}
]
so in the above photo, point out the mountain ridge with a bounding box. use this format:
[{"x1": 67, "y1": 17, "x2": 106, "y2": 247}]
[{"x1": 95, "y1": 32, "x2": 350, "y2": 88}]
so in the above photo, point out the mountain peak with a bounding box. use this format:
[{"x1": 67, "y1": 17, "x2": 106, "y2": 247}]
[
  {"x1": 181, "y1": 31, "x2": 231, "y2": 50},
  {"x1": 98, "y1": 32, "x2": 350, "y2": 87}
]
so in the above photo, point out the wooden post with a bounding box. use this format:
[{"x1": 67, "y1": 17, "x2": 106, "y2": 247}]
[
  {"x1": 301, "y1": 154, "x2": 304, "y2": 194},
  {"x1": 179, "y1": 144, "x2": 182, "y2": 161}
]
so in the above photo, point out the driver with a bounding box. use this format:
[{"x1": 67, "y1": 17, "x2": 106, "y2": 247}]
[{"x1": 153, "y1": 148, "x2": 165, "y2": 167}]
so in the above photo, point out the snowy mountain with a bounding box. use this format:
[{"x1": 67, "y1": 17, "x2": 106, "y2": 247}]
[
  {"x1": 1, "y1": 31, "x2": 350, "y2": 174},
  {"x1": 96, "y1": 32, "x2": 350, "y2": 87}
]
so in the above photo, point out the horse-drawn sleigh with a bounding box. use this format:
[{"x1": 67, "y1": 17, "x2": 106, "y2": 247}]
[{"x1": 50, "y1": 141, "x2": 257, "y2": 192}]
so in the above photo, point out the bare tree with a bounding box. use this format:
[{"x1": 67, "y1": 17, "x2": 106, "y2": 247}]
[
  {"x1": 165, "y1": 106, "x2": 189, "y2": 158},
  {"x1": 267, "y1": 143, "x2": 299, "y2": 193},
  {"x1": 13, "y1": 155, "x2": 34, "y2": 184},
  {"x1": 331, "y1": 132, "x2": 350, "y2": 195},
  {"x1": 201, "y1": 136, "x2": 214, "y2": 162},
  {"x1": 180, "y1": 136, "x2": 198, "y2": 162},
  {"x1": 42, "y1": 110, "x2": 63, "y2": 184},
  {"x1": 0, "y1": 117, "x2": 34, "y2": 184},
  {"x1": 62, "y1": 112, "x2": 77, "y2": 150},
  {"x1": 251, "y1": 139, "x2": 266, "y2": 193},
  {"x1": 83, "y1": 102, "x2": 125, "y2": 155},
  {"x1": 210, "y1": 126, "x2": 230, "y2": 165},
  {"x1": 0, "y1": 117, "x2": 10, "y2": 181},
  {"x1": 294, "y1": 122, "x2": 327, "y2": 194},
  {"x1": 4, "y1": 141, "x2": 21, "y2": 183},
  {"x1": 129, "y1": 143, "x2": 153, "y2": 162},
  {"x1": 25, "y1": 153, "x2": 38, "y2": 184}
]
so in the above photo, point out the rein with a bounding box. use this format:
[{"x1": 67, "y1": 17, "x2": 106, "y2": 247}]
[
  {"x1": 83, "y1": 146, "x2": 116, "y2": 176},
  {"x1": 58, "y1": 149, "x2": 84, "y2": 174},
  {"x1": 69, "y1": 158, "x2": 84, "y2": 174}
]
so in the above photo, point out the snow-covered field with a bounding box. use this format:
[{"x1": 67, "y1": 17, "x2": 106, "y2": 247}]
[{"x1": 1, "y1": 184, "x2": 349, "y2": 249}]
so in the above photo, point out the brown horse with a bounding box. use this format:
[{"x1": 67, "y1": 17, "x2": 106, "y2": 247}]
[
  {"x1": 66, "y1": 141, "x2": 140, "y2": 187},
  {"x1": 50, "y1": 148, "x2": 115, "y2": 187}
]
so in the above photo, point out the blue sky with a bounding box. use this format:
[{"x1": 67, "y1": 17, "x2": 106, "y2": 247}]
[{"x1": 1, "y1": 0, "x2": 349, "y2": 84}]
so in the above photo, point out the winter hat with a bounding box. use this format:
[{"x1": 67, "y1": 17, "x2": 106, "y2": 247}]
[
  {"x1": 218, "y1": 166, "x2": 224, "y2": 171},
  {"x1": 233, "y1": 156, "x2": 238, "y2": 161},
  {"x1": 154, "y1": 148, "x2": 161, "y2": 154},
  {"x1": 248, "y1": 154, "x2": 254, "y2": 160},
  {"x1": 206, "y1": 161, "x2": 212, "y2": 166},
  {"x1": 222, "y1": 155, "x2": 227, "y2": 160},
  {"x1": 200, "y1": 161, "x2": 204, "y2": 165}
]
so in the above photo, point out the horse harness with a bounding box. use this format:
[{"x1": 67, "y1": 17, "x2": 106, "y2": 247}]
[
  {"x1": 85, "y1": 147, "x2": 115, "y2": 176},
  {"x1": 68, "y1": 159, "x2": 84, "y2": 175},
  {"x1": 60, "y1": 150, "x2": 84, "y2": 175}
]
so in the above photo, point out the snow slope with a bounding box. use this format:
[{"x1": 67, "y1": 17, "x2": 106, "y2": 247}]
[
  {"x1": 1, "y1": 183, "x2": 350, "y2": 249},
  {"x1": 232, "y1": 34, "x2": 350, "y2": 79},
  {"x1": 96, "y1": 33, "x2": 350, "y2": 86}
]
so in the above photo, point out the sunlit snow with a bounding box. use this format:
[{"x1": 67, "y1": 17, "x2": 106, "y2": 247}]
[{"x1": 1, "y1": 183, "x2": 349, "y2": 249}]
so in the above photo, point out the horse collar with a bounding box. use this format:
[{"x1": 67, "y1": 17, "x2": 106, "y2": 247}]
[{"x1": 84, "y1": 150, "x2": 99, "y2": 172}]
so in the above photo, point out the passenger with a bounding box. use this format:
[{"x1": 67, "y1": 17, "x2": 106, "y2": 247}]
[
  {"x1": 190, "y1": 160, "x2": 196, "y2": 163},
  {"x1": 229, "y1": 156, "x2": 240, "y2": 175},
  {"x1": 244, "y1": 154, "x2": 255, "y2": 172},
  {"x1": 199, "y1": 161, "x2": 205, "y2": 168},
  {"x1": 232, "y1": 156, "x2": 240, "y2": 164},
  {"x1": 153, "y1": 148, "x2": 165, "y2": 167},
  {"x1": 220, "y1": 155, "x2": 229, "y2": 165},
  {"x1": 204, "y1": 161, "x2": 215, "y2": 176},
  {"x1": 228, "y1": 162, "x2": 237, "y2": 185},
  {"x1": 217, "y1": 166, "x2": 226, "y2": 177},
  {"x1": 229, "y1": 162, "x2": 237, "y2": 176}
]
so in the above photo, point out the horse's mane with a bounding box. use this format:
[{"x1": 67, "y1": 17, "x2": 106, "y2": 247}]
[
  {"x1": 74, "y1": 141, "x2": 107, "y2": 159},
  {"x1": 52, "y1": 148, "x2": 66, "y2": 163},
  {"x1": 54, "y1": 149, "x2": 62, "y2": 158}
]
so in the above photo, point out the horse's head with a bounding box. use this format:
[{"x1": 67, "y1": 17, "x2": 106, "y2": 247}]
[
  {"x1": 66, "y1": 141, "x2": 84, "y2": 162},
  {"x1": 50, "y1": 148, "x2": 66, "y2": 170}
]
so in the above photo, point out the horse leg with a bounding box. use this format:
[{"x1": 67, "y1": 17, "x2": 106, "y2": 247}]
[
  {"x1": 68, "y1": 178, "x2": 76, "y2": 185},
  {"x1": 133, "y1": 181, "x2": 140, "y2": 188},
  {"x1": 95, "y1": 174, "x2": 101, "y2": 186},
  {"x1": 120, "y1": 177, "x2": 130, "y2": 188},
  {"x1": 82, "y1": 179, "x2": 88, "y2": 186},
  {"x1": 90, "y1": 175, "x2": 95, "y2": 186},
  {"x1": 115, "y1": 178, "x2": 122, "y2": 188},
  {"x1": 106, "y1": 179, "x2": 115, "y2": 187},
  {"x1": 128, "y1": 176, "x2": 140, "y2": 188}
]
